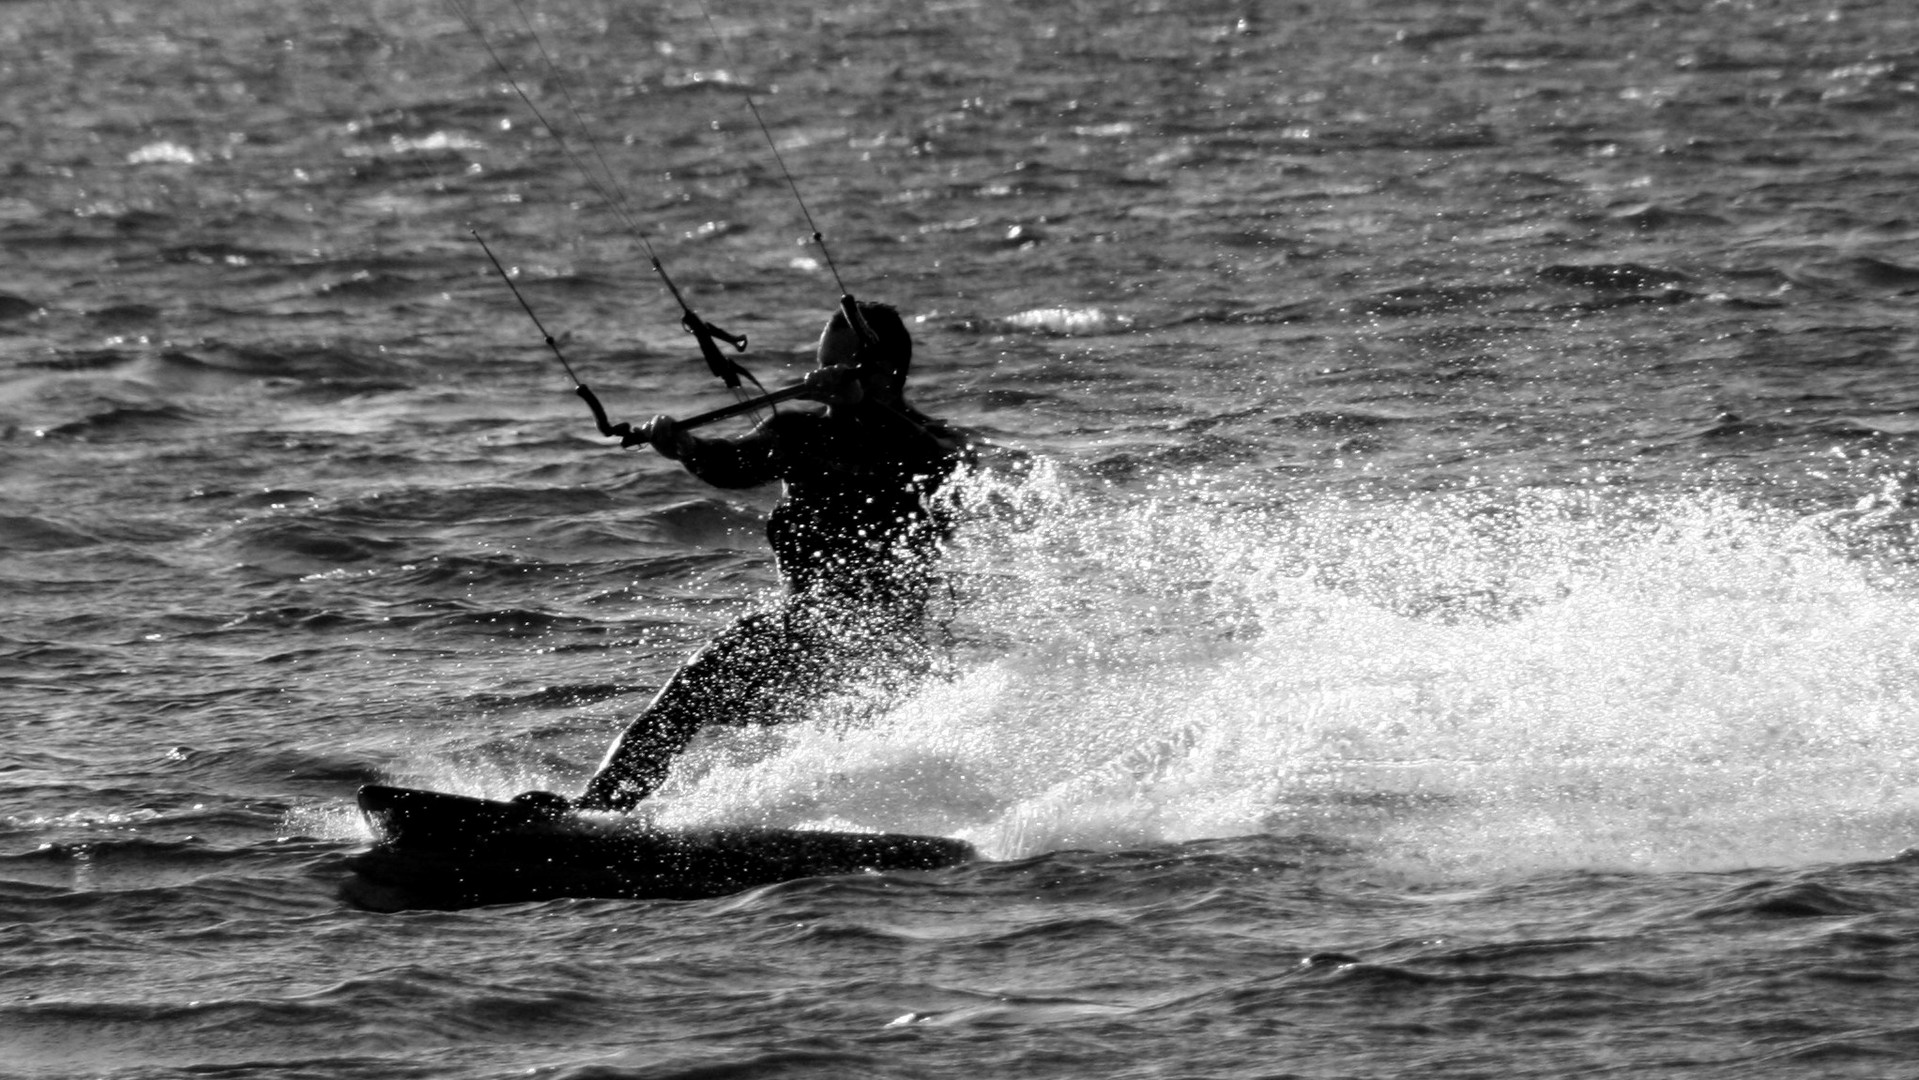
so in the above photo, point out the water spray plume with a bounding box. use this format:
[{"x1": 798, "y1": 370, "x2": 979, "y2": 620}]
[{"x1": 627, "y1": 467, "x2": 1919, "y2": 875}]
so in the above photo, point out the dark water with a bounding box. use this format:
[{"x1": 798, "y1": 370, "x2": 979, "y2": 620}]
[{"x1": 7, "y1": 0, "x2": 1919, "y2": 1076}]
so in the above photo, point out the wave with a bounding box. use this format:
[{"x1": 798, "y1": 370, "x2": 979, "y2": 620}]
[
  {"x1": 227, "y1": 517, "x2": 405, "y2": 574},
  {"x1": 333, "y1": 483, "x2": 623, "y2": 526},
  {"x1": 30, "y1": 403, "x2": 199, "y2": 441},
  {"x1": 461, "y1": 682, "x2": 649, "y2": 713},
  {"x1": 994, "y1": 307, "x2": 1135, "y2": 336},
  {"x1": 154, "y1": 341, "x2": 415, "y2": 383},
  {"x1": 0, "y1": 293, "x2": 40, "y2": 320},
  {"x1": 0, "y1": 514, "x2": 101, "y2": 552}
]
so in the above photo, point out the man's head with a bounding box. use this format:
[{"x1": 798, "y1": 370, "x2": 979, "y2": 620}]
[{"x1": 818, "y1": 300, "x2": 912, "y2": 403}]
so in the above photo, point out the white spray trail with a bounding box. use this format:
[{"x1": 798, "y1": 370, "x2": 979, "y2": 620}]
[{"x1": 664, "y1": 463, "x2": 1919, "y2": 876}]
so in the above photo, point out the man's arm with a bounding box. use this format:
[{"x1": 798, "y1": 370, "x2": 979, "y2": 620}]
[
  {"x1": 644, "y1": 412, "x2": 788, "y2": 489},
  {"x1": 642, "y1": 367, "x2": 859, "y2": 488}
]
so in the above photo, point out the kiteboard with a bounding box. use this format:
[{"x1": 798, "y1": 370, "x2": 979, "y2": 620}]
[{"x1": 341, "y1": 784, "x2": 977, "y2": 911}]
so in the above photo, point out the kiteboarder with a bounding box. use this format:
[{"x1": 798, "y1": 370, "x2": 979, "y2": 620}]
[
  {"x1": 568, "y1": 300, "x2": 975, "y2": 811},
  {"x1": 434, "y1": 2, "x2": 983, "y2": 828}
]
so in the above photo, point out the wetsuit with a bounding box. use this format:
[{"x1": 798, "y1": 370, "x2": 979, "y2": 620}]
[{"x1": 577, "y1": 393, "x2": 972, "y2": 810}]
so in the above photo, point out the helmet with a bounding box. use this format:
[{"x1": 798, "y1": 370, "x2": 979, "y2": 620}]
[{"x1": 824, "y1": 299, "x2": 912, "y2": 398}]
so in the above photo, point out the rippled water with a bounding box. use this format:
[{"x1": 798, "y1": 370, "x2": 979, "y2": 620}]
[{"x1": 7, "y1": 0, "x2": 1919, "y2": 1077}]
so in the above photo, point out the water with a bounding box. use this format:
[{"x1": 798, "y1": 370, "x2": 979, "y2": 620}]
[{"x1": 6, "y1": 0, "x2": 1919, "y2": 1076}]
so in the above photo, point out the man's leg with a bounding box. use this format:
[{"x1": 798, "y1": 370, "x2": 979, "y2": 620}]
[{"x1": 576, "y1": 612, "x2": 817, "y2": 810}]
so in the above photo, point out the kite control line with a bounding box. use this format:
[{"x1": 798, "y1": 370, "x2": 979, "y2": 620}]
[
  {"x1": 447, "y1": 0, "x2": 765, "y2": 400},
  {"x1": 470, "y1": 229, "x2": 633, "y2": 442},
  {"x1": 691, "y1": 1, "x2": 882, "y2": 355},
  {"x1": 475, "y1": 229, "x2": 825, "y2": 443}
]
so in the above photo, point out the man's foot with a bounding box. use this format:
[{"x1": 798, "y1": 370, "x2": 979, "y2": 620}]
[
  {"x1": 509, "y1": 790, "x2": 574, "y2": 821},
  {"x1": 574, "y1": 779, "x2": 646, "y2": 813}
]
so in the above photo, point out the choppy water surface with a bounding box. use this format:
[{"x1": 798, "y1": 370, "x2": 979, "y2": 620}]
[{"x1": 6, "y1": 0, "x2": 1919, "y2": 1076}]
